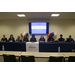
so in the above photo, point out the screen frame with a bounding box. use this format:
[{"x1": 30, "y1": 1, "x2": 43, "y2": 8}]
[{"x1": 29, "y1": 22, "x2": 49, "y2": 35}]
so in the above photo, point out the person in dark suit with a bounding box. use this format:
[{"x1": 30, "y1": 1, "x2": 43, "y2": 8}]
[
  {"x1": 23, "y1": 35, "x2": 29, "y2": 42},
  {"x1": 58, "y1": 34, "x2": 65, "y2": 43},
  {"x1": 16, "y1": 36, "x2": 22, "y2": 42},
  {"x1": 39, "y1": 36, "x2": 45, "y2": 42},
  {"x1": 66, "y1": 35, "x2": 74, "y2": 42},
  {"x1": 47, "y1": 35, "x2": 55, "y2": 42},
  {"x1": 30, "y1": 35, "x2": 36, "y2": 42},
  {"x1": 1, "y1": 35, "x2": 7, "y2": 42},
  {"x1": 9, "y1": 34, "x2": 15, "y2": 42}
]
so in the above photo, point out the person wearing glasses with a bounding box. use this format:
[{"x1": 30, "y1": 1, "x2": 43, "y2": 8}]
[
  {"x1": 39, "y1": 36, "x2": 45, "y2": 42},
  {"x1": 16, "y1": 36, "x2": 22, "y2": 42}
]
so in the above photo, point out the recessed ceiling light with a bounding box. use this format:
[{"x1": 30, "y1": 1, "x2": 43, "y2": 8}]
[
  {"x1": 17, "y1": 14, "x2": 26, "y2": 17},
  {"x1": 51, "y1": 14, "x2": 60, "y2": 17}
]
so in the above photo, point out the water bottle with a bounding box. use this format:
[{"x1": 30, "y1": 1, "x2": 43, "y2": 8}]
[
  {"x1": 58, "y1": 46, "x2": 60, "y2": 53},
  {"x1": 2, "y1": 45, "x2": 4, "y2": 51}
]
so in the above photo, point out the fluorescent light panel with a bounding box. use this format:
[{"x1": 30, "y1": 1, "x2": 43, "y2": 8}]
[
  {"x1": 17, "y1": 14, "x2": 26, "y2": 17},
  {"x1": 51, "y1": 14, "x2": 60, "y2": 17}
]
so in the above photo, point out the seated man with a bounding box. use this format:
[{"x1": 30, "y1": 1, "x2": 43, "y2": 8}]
[
  {"x1": 39, "y1": 36, "x2": 45, "y2": 42},
  {"x1": 1, "y1": 35, "x2": 7, "y2": 42},
  {"x1": 66, "y1": 35, "x2": 74, "y2": 42},
  {"x1": 58, "y1": 34, "x2": 65, "y2": 43},
  {"x1": 47, "y1": 35, "x2": 55, "y2": 42},
  {"x1": 16, "y1": 36, "x2": 22, "y2": 42},
  {"x1": 30, "y1": 35, "x2": 36, "y2": 42}
]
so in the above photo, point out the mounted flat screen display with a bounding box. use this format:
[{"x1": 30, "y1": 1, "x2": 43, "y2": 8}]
[{"x1": 29, "y1": 22, "x2": 49, "y2": 35}]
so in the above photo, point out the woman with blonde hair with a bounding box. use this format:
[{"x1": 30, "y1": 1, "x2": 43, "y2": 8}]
[{"x1": 23, "y1": 35, "x2": 29, "y2": 42}]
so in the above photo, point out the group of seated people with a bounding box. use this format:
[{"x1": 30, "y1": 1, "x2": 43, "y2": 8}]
[{"x1": 0, "y1": 34, "x2": 74, "y2": 43}]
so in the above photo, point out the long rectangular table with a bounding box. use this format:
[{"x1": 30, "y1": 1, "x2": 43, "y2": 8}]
[
  {"x1": 0, "y1": 42, "x2": 26, "y2": 51},
  {"x1": 0, "y1": 42, "x2": 75, "y2": 52},
  {"x1": 20, "y1": 52, "x2": 64, "y2": 57},
  {"x1": 0, "y1": 51, "x2": 64, "y2": 57},
  {"x1": 39, "y1": 42, "x2": 75, "y2": 52},
  {"x1": 0, "y1": 51, "x2": 75, "y2": 57},
  {"x1": 0, "y1": 51, "x2": 22, "y2": 56},
  {"x1": 61, "y1": 52, "x2": 75, "y2": 57},
  {"x1": 1, "y1": 51, "x2": 75, "y2": 62}
]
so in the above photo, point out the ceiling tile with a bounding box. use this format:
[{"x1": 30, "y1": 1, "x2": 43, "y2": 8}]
[{"x1": 33, "y1": 12, "x2": 43, "y2": 19}]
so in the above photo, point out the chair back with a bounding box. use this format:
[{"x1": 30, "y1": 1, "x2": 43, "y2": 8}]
[
  {"x1": 49, "y1": 56, "x2": 64, "y2": 62},
  {"x1": 3, "y1": 54, "x2": 16, "y2": 62},
  {"x1": 68, "y1": 56, "x2": 75, "y2": 62},
  {"x1": 20, "y1": 56, "x2": 35, "y2": 62}
]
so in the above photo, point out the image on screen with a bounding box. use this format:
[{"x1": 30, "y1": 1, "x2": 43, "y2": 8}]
[{"x1": 31, "y1": 22, "x2": 47, "y2": 34}]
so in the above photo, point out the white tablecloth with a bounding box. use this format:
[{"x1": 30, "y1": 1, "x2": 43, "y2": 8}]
[{"x1": 26, "y1": 42, "x2": 39, "y2": 52}]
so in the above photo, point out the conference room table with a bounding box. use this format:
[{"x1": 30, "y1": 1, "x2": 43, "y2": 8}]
[
  {"x1": 0, "y1": 42, "x2": 75, "y2": 52},
  {"x1": 0, "y1": 51, "x2": 22, "y2": 56},
  {"x1": 39, "y1": 42, "x2": 75, "y2": 52},
  {"x1": 20, "y1": 52, "x2": 64, "y2": 57},
  {"x1": 0, "y1": 51, "x2": 75, "y2": 58},
  {"x1": 0, "y1": 42, "x2": 26, "y2": 51},
  {"x1": 61, "y1": 52, "x2": 75, "y2": 57},
  {"x1": 0, "y1": 51, "x2": 75, "y2": 62}
]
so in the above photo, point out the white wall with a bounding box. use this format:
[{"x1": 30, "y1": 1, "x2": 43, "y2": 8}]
[
  {"x1": 49, "y1": 19, "x2": 75, "y2": 41},
  {"x1": 0, "y1": 19, "x2": 75, "y2": 42},
  {"x1": 0, "y1": 19, "x2": 28, "y2": 41}
]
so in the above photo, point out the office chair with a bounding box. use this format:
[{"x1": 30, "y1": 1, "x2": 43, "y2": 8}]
[
  {"x1": 20, "y1": 55, "x2": 35, "y2": 62},
  {"x1": 3, "y1": 54, "x2": 16, "y2": 62},
  {"x1": 68, "y1": 56, "x2": 75, "y2": 62},
  {"x1": 49, "y1": 56, "x2": 64, "y2": 62}
]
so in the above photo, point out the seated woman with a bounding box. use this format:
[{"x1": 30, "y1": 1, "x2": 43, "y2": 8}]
[
  {"x1": 16, "y1": 36, "x2": 22, "y2": 42},
  {"x1": 39, "y1": 36, "x2": 45, "y2": 42},
  {"x1": 1, "y1": 35, "x2": 7, "y2": 42},
  {"x1": 9, "y1": 34, "x2": 15, "y2": 42},
  {"x1": 30, "y1": 35, "x2": 36, "y2": 42},
  {"x1": 23, "y1": 35, "x2": 29, "y2": 42},
  {"x1": 47, "y1": 35, "x2": 55, "y2": 42}
]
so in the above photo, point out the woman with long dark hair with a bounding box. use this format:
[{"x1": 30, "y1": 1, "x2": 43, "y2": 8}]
[
  {"x1": 47, "y1": 35, "x2": 55, "y2": 42},
  {"x1": 9, "y1": 34, "x2": 15, "y2": 42}
]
